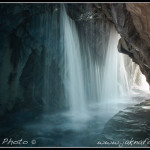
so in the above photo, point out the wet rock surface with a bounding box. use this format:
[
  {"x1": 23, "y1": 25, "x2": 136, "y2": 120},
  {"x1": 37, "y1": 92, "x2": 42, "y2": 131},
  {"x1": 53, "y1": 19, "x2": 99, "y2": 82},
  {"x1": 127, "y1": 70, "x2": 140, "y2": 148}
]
[
  {"x1": 0, "y1": 3, "x2": 65, "y2": 117},
  {"x1": 101, "y1": 99, "x2": 150, "y2": 147}
]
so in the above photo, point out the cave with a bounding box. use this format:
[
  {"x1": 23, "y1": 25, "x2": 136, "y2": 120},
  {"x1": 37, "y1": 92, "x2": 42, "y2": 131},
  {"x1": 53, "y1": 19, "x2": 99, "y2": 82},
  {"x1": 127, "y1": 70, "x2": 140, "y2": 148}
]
[{"x1": 0, "y1": 3, "x2": 150, "y2": 148}]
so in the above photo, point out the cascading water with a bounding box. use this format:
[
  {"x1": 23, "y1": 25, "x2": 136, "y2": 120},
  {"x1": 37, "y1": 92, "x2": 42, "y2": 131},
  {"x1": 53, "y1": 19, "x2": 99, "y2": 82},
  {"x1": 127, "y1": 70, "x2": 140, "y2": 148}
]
[
  {"x1": 101, "y1": 27, "x2": 120, "y2": 103},
  {"x1": 22, "y1": 4, "x2": 150, "y2": 147},
  {"x1": 42, "y1": 7, "x2": 64, "y2": 112},
  {"x1": 100, "y1": 27, "x2": 130, "y2": 109},
  {"x1": 61, "y1": 5, "x2": 88, "y2": 120},
  {"x1": 124, "y1": 57, "x2": 149, "y2": 93},
  {"x1": 60, "y1": 4, "x2": 149, "y2": 121}
]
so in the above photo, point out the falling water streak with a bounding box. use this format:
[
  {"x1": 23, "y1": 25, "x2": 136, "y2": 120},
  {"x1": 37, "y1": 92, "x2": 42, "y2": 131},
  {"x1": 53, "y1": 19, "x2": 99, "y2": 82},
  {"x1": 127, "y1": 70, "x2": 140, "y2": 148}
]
[
  {"x1": 101, "y1": 27, "x2": 120, "y2": 103},
  {"x1": 78, "y1": 19, "x2": 110, "y2": 106},
  {"x1": 61, "y1": 5, "x2": 88, "y2": 121},
  {"x1": 128, "y1": 59, "x2": 149, "y2": 92},
  {"x1": 43, "y1": 12, "x2": 52, "y2": 111},
  {"x1": 100, "y1": 26, "x2": 133, "y2": 111},
  {"x1": 118, "y1": 53, "x2": 130, "y2": 97},
  {"x1": 43, "y1": 8, "x2": 61, "y2": 112}
]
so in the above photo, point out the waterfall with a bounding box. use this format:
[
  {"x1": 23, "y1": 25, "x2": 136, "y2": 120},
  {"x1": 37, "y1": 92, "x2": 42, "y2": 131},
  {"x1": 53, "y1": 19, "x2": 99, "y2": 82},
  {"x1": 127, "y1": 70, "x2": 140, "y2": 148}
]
[
  {"x1": 100, "y1": 26, "x2": 149, "y2": 109},
  {"x1": 41, "y1": 3, "x2": 150, "y2": 120},
  {"x1": 125, "y1": 57, "x2": 149, "y2": 93},
  {"x1": 61, "y1": 5, "x2": 88, "y2": 120},
  {"x1": 101, "y1": 27, "x2": 119, "y2": 102},
  {"x1": 23, "y1": 4, "x2": 150, "y2": 146},
  {"x1": 60, "y1": 5, "x2": 149, "y2": 121},
  {"x1": 100, "y1": 27, "x2": 130, "y2": 108}
]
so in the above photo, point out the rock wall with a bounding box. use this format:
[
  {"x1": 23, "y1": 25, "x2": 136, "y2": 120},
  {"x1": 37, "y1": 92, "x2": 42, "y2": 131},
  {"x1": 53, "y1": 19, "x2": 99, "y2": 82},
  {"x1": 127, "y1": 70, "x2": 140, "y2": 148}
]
[{"x1": 0, "y1": 4, "x2": 66, "y2": 116}]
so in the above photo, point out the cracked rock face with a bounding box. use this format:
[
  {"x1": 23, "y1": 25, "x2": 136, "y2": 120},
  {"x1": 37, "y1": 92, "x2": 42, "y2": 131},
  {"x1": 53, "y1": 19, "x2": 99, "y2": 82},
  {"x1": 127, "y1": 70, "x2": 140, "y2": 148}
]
[
  {"x1": 101, "y1": 98, "x2": 150, "y2": 147},
  {"x1": 126, "y1": 4, "x2": 150, "y2": 49},
  {"x1": 0, "y1": 4, "x2": 62, "y2": 116}
]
